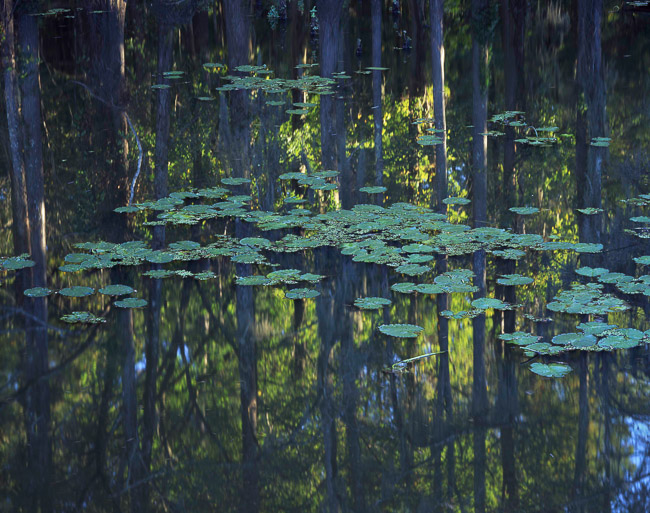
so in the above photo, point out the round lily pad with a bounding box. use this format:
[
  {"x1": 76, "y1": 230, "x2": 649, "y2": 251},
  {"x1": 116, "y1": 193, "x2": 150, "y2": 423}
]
[
  {"x1": 529, "y1": 362, "x2": 572, "y2": 378},
  {"x1": 496, "y1": 274, "x2": 534, "y2": 286},
  {"x1": 359, "y1": 186, "x2": 387, "y2": 194},
  {"x1": 60, "y1": 311, "x2": 106, "y2": 324},
  {"x1": 114, "y1": 298, "x2": 148, "y2": 308},
  {"x1": 442, "y1": 197, "x2": 470, "y2": 205},
  {"x1": 59, "y1": 286, "x2": 95, "y2": 297},
  {"x1": 509, "y1": 206, "x2": 539, "y2": 215},
  {"x1": 285, "y1": 288, "x2": 320, "y2": 300},
  {"x1": 24, "y1": 287, "x2": 53, "y2": 298},
  {"x1": 221, "y1": 177, "x2": 251, "y2": 186},
  {"x1": 99, "y1": 284, "x2": 135, "y2": 296},
  {"x1": 391, "y1": 282, "x2": 416, "y2": 294},
  {"x1": 378, "y1": 323, "x2": 424, "y2": 338},
  {"x1": 236, "y1": 275, "x2": 273, "y2": 286},
  {"x1": 354, "y1": 297, "x2": 392, "y2": 310},
  {"x1": 471, "y1": 297, "x2": 510, "y2": 310}
]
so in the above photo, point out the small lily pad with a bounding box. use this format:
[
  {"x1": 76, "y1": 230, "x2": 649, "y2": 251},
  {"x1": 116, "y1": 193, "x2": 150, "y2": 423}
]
[
  {"x1": 509, "y1": 206, "x2": 539, "y2": 215},
  {"x1": 24, "y1": 287, "x2": 53, "y2": 298},
  {"x1": 354, "y1": 297, "x2": 392, "y2": 310},
  {"x1": 60, "y1": 311, "x2": 106, "y2": 324},
  {"x1": 378, "y1": 323, "x2": 424, "y2": 338},
  {"x1": 99, "y1": 284, "x2": 135, "y2": 296},
  {"x1": 529, "y1": 362, "x2": 572, "y2": 378},
  {"x1": 360, "y1": 186, "x2": 387, "y2": 194},
  {"x1": 221, "y1": 177, "x2": 251, "y2": 186},
  {"x1": 236, "y1": 275, "x2": 273, "y2": 286},
  {"x1": 59, "y1": 286, "x2": 95, "y2": 297},
  {"x1": 497, "y1": 274, "x2": 533, "y2": 286},
  {"x1": 285, "y1": 288, "x2": 320, "y2": 300},
  {"x1": 114, "y1": 298, "x2": 148, "y2": 308},
  {"x1": 471, "y1": 297, "x2": 511, "y2": 310},
  {"x1": 442, "y1": 197, "x2": 470, "y2": 205},
  {"x1": 576, "y1": 208, "x2": 603, "y2": 215}
]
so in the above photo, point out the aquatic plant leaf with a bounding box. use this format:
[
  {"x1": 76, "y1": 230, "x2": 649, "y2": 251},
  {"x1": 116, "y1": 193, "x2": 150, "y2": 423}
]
[
  {"x1": 236, "y1": 275, "x2": 273, "y2": 286},
  {"x1": 300, "y1": 273, "x2": 325, "y2": 283},
  {"x1": 471, "y1": 297, "x2": 511, "y2": 310},
  {"x1": 143, "y1": 270, "x2": 176, "y2": 279},
  {"x1": 414, "y1": 283, "x2": 445, "y2": 294},
  {"x1": 114, "y1": 298, "x2": 147, "y2": 308},
  {"x1": 440, "y1": 309, "x2": 482, "y2": 319},
  {"x1": 354, "y1": 297, "x2": 392, "y2": 309},
  {"x1": 576, "y1": 208, "x2": 603, "y2": 215},
  {"x1": 509, "y1": 206, "x2": 539, "y2": 215},
  {"x1": 573, "y1": 243, "x2": 604, "y2": 253},
  {"x1": 577, "y1": 322, "x2": 617, "y2": 336},
  {"x1": 395, "y1": 263, "x2": 429, "y2": 276},
  {"x1": 59, "y1": 286, "x2": 95, "y2": 297},
  {"x1": 366, "y1": 66, "x2": 389, "y2": 71},
  {"x1": 634, "y1": 256, "x2": 650, "y2": 265},
  {"x1": 498, "y1": 332, "x2": 540, "y2": 345},
  {"x1": 529, "y1": 362, "x2": 572, "y2": 378},
  {"x1": 378, "y1": 323, "x2": 424, "y2": 338},
  {"x1": 575, "y1": 266, "x2": 609, "y2": 277},
  {"x1": 402, "y1": 243, "x2": 434, "y2": 253},
  {"x1": 442, "y1": 196, "x2": 470, "y2": 205},
  {"x1": 598, "y1": 336, "x2": 639, "y2": 350},
  {"x1": 114, "y1": 205, "x2": 140, "y2": 213},
  {"x1": 285, "y1": 288, "x2": 320, "y2": 299},
  {"x1": 99, "y1": 284, "x2": 134, "y2": 296},
  {"x1": 1, "y1": 255, "x2": 35, "y2": 271},
  {"x1": 60, "y1": 311, "x2": 106, "y2": 324},
  {"x1": 221, "y1": 177, "x2": 251, "y2": 186},
  {"x1": 496, "y1": 274, "x2": 533, "y2": 286},
  {"x1": 146, "y1": 252, "x2": 175, "y2": 264},
  {"x1": 391, "y1": 282, "x2": 416, "y2": 294},
  {"x1": 24, "y1": 287, "x2": 53, "y2": 297},
  {"x1": 359, "y1": 186, "x2": 387, "y2": 194}
]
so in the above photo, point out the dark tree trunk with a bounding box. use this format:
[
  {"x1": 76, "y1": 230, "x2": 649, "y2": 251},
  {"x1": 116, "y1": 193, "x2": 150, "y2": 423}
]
[
  {"x1": 16, "y1": 7, "x2": 52, "y2": 512},
  {"x1": 430, "y1": 0, "x2": 447, "y2": 213},
  {"x1": 576, "y1": 0, "x2": 606, "y2": 249},
  {"x1": 572, "y1": 353, "x2": 589, "y2": 504},
  {"x1": 371, "y1": 0, "x2": 384, "y2": 197},
  {"x1": 317, "y1": 0, "x2": 344, "y2": 171}
]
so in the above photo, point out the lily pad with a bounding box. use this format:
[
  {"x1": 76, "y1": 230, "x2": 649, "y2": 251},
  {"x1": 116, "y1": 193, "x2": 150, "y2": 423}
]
[
  {"x1": 442, "y1": 197, "x2": 471, "y2": 205},
  {"x1": 60, "y1": 311, "x2": 106, "y2": 324},
  {"x1": 24, "y1": 287, "x2": 53, "y2": 298},
  {"x1": 285, "y1": 288, "x2": 320, "y2": 300},
  {"x1": 497, "y1": 274, "x2": 533, "y2": 286},
  {"x1": 509, "y1": 207, "x2": 539, "y2": 215},
  {"x1": 59, "y1": 286, "x2": 95, "y2": 297},
  {"x1": 99, "y1": 284, "x2": 135, "y2": 296},
  {"x1": 529, "y1": 362, "x2": 572, "y2": 378},
  {"x1": 354, "y1": 297, "x2": 392, "y2": 310},
  {"x1": 471, "y1": 297, "x2": 511, "y2": 310},
  {"x1": 577, "y1": 208, "x2": 603, "y2": 215},
  {"x1": 359, "y1": 186, "x2": 387, "y2": 194},
  {"x1": 236, "y1": 275, "x2": 273, "y2": 286},
  {"x1": 378, "y1": 323, "x2": 424, "y2": 338},
  {"x1": 114, "y1": 298, "x2": 148, "y2": 308},
  {"x1": 221, "y1": 177, "x2": 251, "y2": 186}
]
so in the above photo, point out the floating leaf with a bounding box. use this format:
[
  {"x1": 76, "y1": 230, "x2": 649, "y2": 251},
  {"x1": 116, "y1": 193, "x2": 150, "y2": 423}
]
[
  {"x1": 60, "y1": 311, "x2": 106, "y2": 324},
  {"x1": 391, "y1": 282, "x2": 416, "y2": 294},
  {"x1": 59, "y1": 286, "x2": 95, "y2": 297},
  {"x1": 359, "y1": 186, "x2": 387, "y2": 194},
  {"x1": 631, "y1": 216, "x2": 650, "y2": 223},
  {"x1": 221, "y1": 177, "x2": 251, "y2": 186},
  {"x1": 471, "y1": 297, "x2": 511, "y2": 310},
  {"x1": 442, "y1": 197, "x2": 470, "y2": 205},
  {"x1": 114, "y1": 298, "x2": 148, "y2": 308},
  {"x1": 509, "y1": 206, "x2": 539, "y2": 215},
  {"x1": 285, "y1": 288, "x2": 320, "y2": 300},
  {"x1": 378, "y1": 323, "x2": 424, "y2": 338},
  {"x1": 1, "y1": 256, "x2": 35, "y2": 271},
  {"x1": 395, "y1": 263, "x2": 429, "y2": 276},
  {"x1": 99, "y1": 284, "x2": 135, "y2": 296},
  {"x1": 497, "y1": 274, "x2": 533, "y2": 286},
  {"x1": 24, "y1": 287, "x2": 53, "y2": 298},
  {"x1": 236, "y1": 275, "x2": 273, "y2": 286},
  {"x1": 576, "y1": 208, "x2": 603, "y2": 215},
  {"x1": 354, "y1": 297, "x2": 392, "y2": 310},
  {"x1": 575, "y1": 266, "x2": 609, "y2": 277},
  {"x1": 634, "y1": 256, "x2": 650, "y2": 265},
  {"x1": 529, "y1": 362, "x2": 572, "y2": 378}
]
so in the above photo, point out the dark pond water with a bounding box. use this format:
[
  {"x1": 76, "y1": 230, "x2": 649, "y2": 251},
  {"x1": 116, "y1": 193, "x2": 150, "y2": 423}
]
[{"x1": 2, "y1": 2, "x2": 650, "y2": 512}]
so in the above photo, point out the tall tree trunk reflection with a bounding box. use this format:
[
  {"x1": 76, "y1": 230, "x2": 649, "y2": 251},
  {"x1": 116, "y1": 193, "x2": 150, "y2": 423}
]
[
  {"x1": 576, "y1": 0, "x2": 606, "y2": 248},
  {"x1": 371, "y1": 0, "x2": 384, "y2": 195},
  {"x1": 430, "y1": 0, "x2": 446, "y2": 214}
]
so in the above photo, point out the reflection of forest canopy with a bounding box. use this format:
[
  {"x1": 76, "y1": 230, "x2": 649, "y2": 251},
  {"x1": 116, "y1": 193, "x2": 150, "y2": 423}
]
[{"x1": 2, "y1": 0, "x2": 650, "y2": 512}]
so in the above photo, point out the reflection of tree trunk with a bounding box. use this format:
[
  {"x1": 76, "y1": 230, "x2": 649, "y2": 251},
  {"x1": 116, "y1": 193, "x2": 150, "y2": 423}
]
[
  {"x1": 598, "y1": 354, "x2": 612, "y2": 513},
  {"x1": 336, "y1": 21, "x2": 351, "y2": 208},
  {"x1": 430, "y1": 0, "x2": 446, "y2": 213},
  {"x1": 500, "y1": 0, "x2": 525, "y2": 226},
  {"x1": 473, "y1": 425, "x2": 487, "y2": 513},
  {"x1": 572, "y1": 353, "x2": 588, "y2": 505},
  {"x1": 224, "y1": 0, "x2": 252, "y2": 180},
  {"x1": 339, "y1": 261, "x2": 365, "y2": 513},
  {"x1": 2, "y1": 0, "x2": 30, "y2": 289},
  {"x1": 318, "y1": 0, "x2": 343, "y2": 171},
  {"x1": 16, "y1": 6, "x2": 52, "y2": 511},
  {"x1": 472, "y1": 0, "x2": 489, "y2": 228},
  {"x1": 237, "y1": 263, "x2": 259, "y2": 513},
  {"x1": 576, "y1": 0, "x2": 606, "y2": 250},
  {"x1": 497, "y1": 342, "x2": 518, "y2": 511},
  {"x1": 371, "y1": 0, "x2": 383, "y2": 194},
  {"x1": 153, "y1": 24, "x2": 173, "y2": 245},
  {"x1": 316, "y1": 248, "x2": 340, "y2": 513}
]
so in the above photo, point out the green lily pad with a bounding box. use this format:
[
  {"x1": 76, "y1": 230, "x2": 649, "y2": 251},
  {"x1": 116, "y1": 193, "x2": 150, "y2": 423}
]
[
  {"x1": 285, "y1": 288, "x2": 320, "y2": 300},
  {"x1": 60, "y1": 311, "x2": 106, "y2": 324},
  {"x1": 471, "y1": 297, "x2": 511, "y2": 310},
  {"x1": 236, "y1": 275, "x2": 273, "y2": 286},
  {"x1": 378, "y1": 323, "x2": 424, "y2": 338},
  {"x1": 631, "y1": 216, "x2": 650, "y2": 223},
  {"x1": 395, "y1": 264, "x2": 429, "y2": 276},
  {"x1": 221, "y1": 177, "x2": 251, "y2": 186},
  {"x1": 509, "y1": 206, "x2": 539, "y2": 215},
  {"x1": 114, "y1": 298, "x2": 148, "y2": 308},
  {"x1": 575, "y1": 266, "x2": 609, "y2": 277},
  {"x1": 496, "y1": 274, "x2": 533, "y2": 286},
  {"x1": 359, "y1": 186, "x2": 387, "y2": 194},
  {"x1": 24, "y1": 287, "x2": 53, "y2": 298},
  {"x1": 576, "y1": 208, "x2": 603, "y2": 215},
  {"x1": 99, "y1": 284, "x2": 135, "y2": 296},
  {"x1": 634, "y1": 256, "x2": 650, "y2": 265},
  {"x1": 391, "y1": 282, "x2": 416, "y2": 294},
  {"x1": 354, "y1": 297, "x2": 392, "y2": 310},
  {"x1": 59, "y1": 286, "x2": 95, "y2": 297},
  {"x1": 1, "y1": 256, "x2": 35, "y2": 271},
  {"x1": 529, "y1": 362, "x2": 572, "y2": 378},
  {"x1": 442, "y1": 197, "x2": 470, "y2": 205}
]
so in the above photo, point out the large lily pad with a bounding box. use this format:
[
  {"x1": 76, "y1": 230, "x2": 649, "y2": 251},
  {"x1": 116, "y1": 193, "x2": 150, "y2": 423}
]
[
  {"x1": 354, "y1": 297, "x2": 392, "y2": 310},
  {"x1": 529, "y1": 362, "x2": 572, "y2": 378},
  {"x1": 378, "y1": 323, "x2": 424, "y2": 338},
  {"x1": 99, "y1": 284, "x2": 135, "y2": 296}
]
